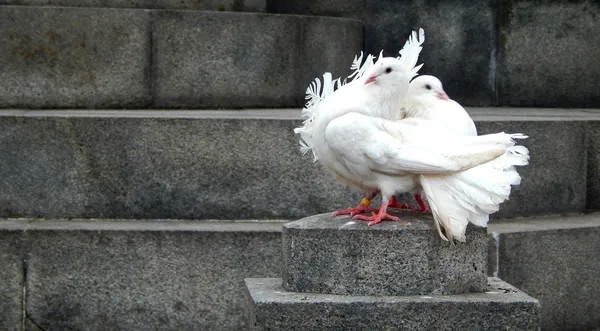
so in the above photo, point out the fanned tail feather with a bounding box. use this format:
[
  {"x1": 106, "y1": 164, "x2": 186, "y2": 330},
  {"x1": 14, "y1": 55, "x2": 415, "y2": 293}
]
[
  {"x1": 397, "y1": 28, "x2": 425, "y2": 79},
  {"x1": 418, "y1": 141, "x2": 530, "y2": 243}
]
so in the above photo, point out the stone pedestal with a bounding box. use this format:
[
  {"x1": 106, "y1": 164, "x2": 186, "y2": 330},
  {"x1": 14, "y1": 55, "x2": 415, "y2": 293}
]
[
  {"x1": 282, "y1": 213, "x2": 487, "y2": 296},
  {"x1": 245, "y1": 278, "x2": 540, "y2": 331},
  {"x1": 245, "y1": 212, "x2": 541, "y2": 330}
]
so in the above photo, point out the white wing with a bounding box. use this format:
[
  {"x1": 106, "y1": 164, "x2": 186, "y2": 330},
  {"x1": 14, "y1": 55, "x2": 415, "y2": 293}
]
[{"x1": 324, "y1": 113, "x2": 524, "y2": 177}]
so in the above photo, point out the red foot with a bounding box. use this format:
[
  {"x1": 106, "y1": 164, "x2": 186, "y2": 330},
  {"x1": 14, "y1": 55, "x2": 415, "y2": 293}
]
[
  {"x1": 414, "y1": 194, "x2": 431, "y2": 213},
  {"x1": 333, "y1": 204, "x2": 377, "y2": 217},
  {"x1": 388, "y1": 195, "x2": 418, "y2": 210},
  {"x1": 353, "y1": 211, "x2": 399, "y2": 226}
]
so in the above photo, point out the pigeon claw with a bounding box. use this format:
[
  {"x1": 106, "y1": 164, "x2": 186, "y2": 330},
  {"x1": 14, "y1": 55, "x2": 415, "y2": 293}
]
[
  {"x1": 353, "y1": 212, "x2": 400, "y2": 226},
  {"x1": 333, "y1": 205, "x2": 377, "y2": 217}
]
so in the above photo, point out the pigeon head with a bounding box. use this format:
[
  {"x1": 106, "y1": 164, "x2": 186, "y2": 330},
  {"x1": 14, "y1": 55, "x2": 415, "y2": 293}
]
[
  {"x1": 408, "y1": 75, "x2": 449, "y2": 101},
  {"x1": 363, "y1": 57, "x2": 410, "y2": 88}
]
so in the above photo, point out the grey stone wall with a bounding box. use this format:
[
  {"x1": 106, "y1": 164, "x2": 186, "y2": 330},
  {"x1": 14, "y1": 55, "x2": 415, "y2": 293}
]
[
  {"x1": 2, "y1": 215, "x2": 599, "y2": 330},
  {"x1": 0, "y1": 110, "x2": 595, "y2": 221},
  {"x1": 489, "y1": 215, "x2": 600, "y2": 331},
  {"x1": 588, "y1": 121, "x2": 600, "y2": 210},
  {"x1": 0, "y1": 220, "x2": 284, "y2": 331},
  {"x1": 365, "y1": 0, "x2": 600, "y2": 107},
  {"x1": 0, "y1": 0, "x2": 266, "y2": 11},
  {"x1": 0, "y1": 6, "x2": 362, "y2": 109}
]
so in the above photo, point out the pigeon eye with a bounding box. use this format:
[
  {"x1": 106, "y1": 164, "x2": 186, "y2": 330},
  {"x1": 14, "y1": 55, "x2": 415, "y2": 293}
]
[
  {"x1": 425, "y1": 84, "x2": 432, "y2": 90},
  {"x1": 385, "y1": 67, "x2": 392, "y2": 74}
]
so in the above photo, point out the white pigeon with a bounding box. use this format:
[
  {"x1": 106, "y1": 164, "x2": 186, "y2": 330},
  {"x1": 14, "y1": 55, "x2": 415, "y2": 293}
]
[
  {"x1": 402, "y1": 75, "x2": 529, "y2": 242},
  {"x1": 295, "y1": 29, "x2": 426, "y2": 216},
  {"x1": 404, "y1": 75, "x2": 477, "y2": 136},
  {"x1": 388, "y1": 75, "x2": 478, "y2": 213},
  {"x1": 303, "y1": 56, "x2": 529, "y2": 229}
]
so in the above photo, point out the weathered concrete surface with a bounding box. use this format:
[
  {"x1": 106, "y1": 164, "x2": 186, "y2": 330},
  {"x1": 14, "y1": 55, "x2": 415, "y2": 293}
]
[
  {"x1": 152, "y1": 11, "x2": 362, "y2": 108},
  {"x1": 0, "y1": 0, "x2": 265, "y2": 11},
  {"x1": 0, "y1": 6, "x2": 151, "y2": 109},
  {"x1": 283, "y1": 213, "x2": 487, "y2": 296},
  {"x1": 266, "y1": 0, "x2": 363, "y2": 19},
  {"x1": 245, "y1": 277, "x2": 541, "y2": 331},
  {"x1": 0, "y1": 113, "x2": 363, "y2": 220},
  {"x1": 0, "y1": 230, "x2": 23, "y2": 331},
  {"x1": 0, "y1": 109, "x2": 594, "y2": 220},
  {"x1": 1, "y1": 214, "x2": 598, "y2": 330},
  {"x1": 498, "y1": 0, "x2": 600, "y2": 107},
  {"x1": 365, "y1": 0, "x2": 497, "y2": 106},
  {"x1": 490, "y1": 213, "x2": 600, "y2": 331},
  {"x1": 0, "y1": 219, "x2": 284, "y2": 331},
  {"x1": 476, "y1": 120, "x2": 587, "y2": 219},
  {"x1": 588, "y1": 121, "x2": 600, "y2": 210}
]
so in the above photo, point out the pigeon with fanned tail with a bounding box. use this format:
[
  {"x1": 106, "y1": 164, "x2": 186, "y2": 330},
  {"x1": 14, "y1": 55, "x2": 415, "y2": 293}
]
[
  {"x1": 294, "y1": 29, "x2": 427, "y2": 217},
  {"x1": 402, "y1": 75, "x2": 530, "y2": 242},
  {"x1": 295, "y1": 52, "x2": 530, "y2": 229}
]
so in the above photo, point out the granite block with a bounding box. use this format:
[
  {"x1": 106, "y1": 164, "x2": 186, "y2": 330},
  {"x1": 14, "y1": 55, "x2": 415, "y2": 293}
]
[
  {"x1": 476, "y1": 120, "x2": 587, "y2": 218},
  {"x1": 245, "y1": 277, "x2": 541, "y2": 331},
  {"x1": 365, "y1": 0, "x2": 496, "y2": 106},
  {"x1": 152, "y1": 11, "x2": 362, "y2": 108},
  {"x1": 0, "y1": 0, "x2": 265, "y2": 11},
  {"x1": 0, "y1": 109, "x2": 590, "y2": 220},
  {"x1": 0, "y1": 112, "x2": 364, "y2": 219},
  {"x1": 588, "y1": 121, "x2": 600, "y2": 210},
  {"x1": 7, "y1": 219, "x2": 283, "y2": 331},
  {"x1": 0, "y1": 6, "x2": 151, "y2": 109},
  {"x1": 498, "y1": 0, "x2": 600, "y2": 107},
  {"x1": 486, "y1": 233, "x2": 498, "y2": 277},
  {"x1": 266, "y1": 0, "x2": 363, "y2": 19},
  {"x1": 0, "y1": 230, "x2": 23, "y2": 331},
  {"x1": 282, "y1": 213, "x2": 488, "y2": 296},
  {"x1": 494, "y1": 216, "x2": 600, "y2": 331}
]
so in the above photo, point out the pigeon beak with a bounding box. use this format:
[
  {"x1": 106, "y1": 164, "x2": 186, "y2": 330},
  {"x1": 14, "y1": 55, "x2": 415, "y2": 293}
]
[
  {"x1": 437, "y1": 91, "x2": 449, "y2": 100},
  {"x1": 364, "y1": 75, "x2": 378, "y2": 85}
]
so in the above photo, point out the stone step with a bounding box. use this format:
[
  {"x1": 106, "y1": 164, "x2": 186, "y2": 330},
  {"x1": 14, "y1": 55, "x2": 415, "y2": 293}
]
[
  {"x1": 282, "y1": 212, "x2": 488, "y2": 296},
  {"x1": 245, "y1": 277, "x2": 540, "y2": 331},
  {"x1": 0, "y1": 0, "x2": 266, "y2": 11},
  {"x1": 488, "y1": 214, "x2": 600, "y2": 331},
  {"x1": 0, "y1": 6, "x2": 362, "y2": 109},
  {"x1": 266, "y1": 0, "x2": 362, "y2": 19},
  {"x1": 366, "y1": 0, "x2": 600, "y2": 107},
  {"x1": 0, "y1": 108, "x2": 598, "y2": 220},
  {"x1": 1, "y1": 213, "x2": 599, "y2": 330},
  {"x1": 0, "y1": 218, "x2": 286, "y2": 331}
]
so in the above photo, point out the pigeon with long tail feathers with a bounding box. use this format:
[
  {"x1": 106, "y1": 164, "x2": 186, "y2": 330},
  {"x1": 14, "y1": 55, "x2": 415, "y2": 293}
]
[
  {"x1": 294, "y1": 29, "x2": 427, "y2": 217},
  {"x1": 400, "y1": 75, "x2": 529, "y2": 242},
  {"x1": 296, "y1": 53, "x2": 529, "y2": 229}
]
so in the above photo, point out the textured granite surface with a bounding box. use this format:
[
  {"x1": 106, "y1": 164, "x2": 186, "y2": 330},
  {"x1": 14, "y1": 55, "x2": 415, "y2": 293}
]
[
  {"x1": 0, "y1": 219, "x2": 283, "y2": 331},
  {"x1": 266, "y1": 0, "x2": 363, "y2": 19},
  {"x1": 0, "y1": 6, "x2": 151, "y2": 109},
  {"x1": 498, "y1": 0, "x2": 600, "y2": 107},
  {"x1": 476, "y1": 120, "x2": 587, "y2": 219},
  {"x1": 282, "y1": 212, "x2": 488, "y2": 296},
  {"x1": 0, "y1": 111, "x2": 591, "y2": 220},
  {"x1": 0, "y1": 115, "x2": 364, "y2": 219},
  {"x1": 152, "y1": 11, "x2": 362, "y2": 108},
  {"x1": 245, "y1": 277, "x2": 541, "y2": 331},
  {"x1": 0, "y1": 231, "x2": 22, "y2": 331},
  {"x1": 588, "y1": 121, "x2": 600, "y2": 210},
  {"x1": 0, "y1": 8, "x2": 361, "y2": 109},
  {"x1": 494, "y1": 217, "x2": 600, "y2": 331},
  {"x1": 365, "y1": 0, "x2": 497, "y2": 106},
  {"x1": 0, "y1": 0, "x2": 266, "y2": 10}
]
